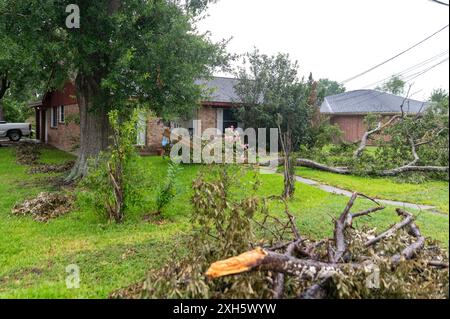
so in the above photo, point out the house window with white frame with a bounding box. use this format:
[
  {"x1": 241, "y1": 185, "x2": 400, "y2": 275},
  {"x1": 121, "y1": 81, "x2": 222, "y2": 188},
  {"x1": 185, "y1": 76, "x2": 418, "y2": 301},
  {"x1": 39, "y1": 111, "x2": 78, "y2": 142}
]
[
  {"x1": 51, "y1": 107, "x2": 58, "y2": 128},
  {"x1": 59, "y1": 105, "x2": 65, "y2": 123}
]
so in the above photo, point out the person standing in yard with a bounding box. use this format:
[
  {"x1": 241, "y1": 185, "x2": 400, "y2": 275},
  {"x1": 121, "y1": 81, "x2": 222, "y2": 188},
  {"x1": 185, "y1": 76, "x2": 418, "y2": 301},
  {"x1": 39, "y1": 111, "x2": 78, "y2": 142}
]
[{"x1": 161, "y1": 128, "x2": 171, "y2": 158}]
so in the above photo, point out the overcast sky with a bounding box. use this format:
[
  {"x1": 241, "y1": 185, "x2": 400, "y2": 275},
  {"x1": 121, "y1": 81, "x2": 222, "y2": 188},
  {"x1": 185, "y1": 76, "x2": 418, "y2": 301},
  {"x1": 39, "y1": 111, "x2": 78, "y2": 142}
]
[{"x1": 197, "y1": 0, "x2": 449, "y2": 100}]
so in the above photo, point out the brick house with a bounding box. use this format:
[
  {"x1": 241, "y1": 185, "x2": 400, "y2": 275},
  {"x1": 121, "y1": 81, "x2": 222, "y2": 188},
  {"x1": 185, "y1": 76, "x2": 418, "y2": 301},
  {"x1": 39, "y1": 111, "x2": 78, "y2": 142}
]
[
  {"x1": 33, "y1": 81, "x2": 428, "y2": 152},
  {"x1": 32, "y1": 77, "x2": 243, "y2": 153},
  {"x1": 320, "y1": 90, "x2": 428, "y2": 142}
]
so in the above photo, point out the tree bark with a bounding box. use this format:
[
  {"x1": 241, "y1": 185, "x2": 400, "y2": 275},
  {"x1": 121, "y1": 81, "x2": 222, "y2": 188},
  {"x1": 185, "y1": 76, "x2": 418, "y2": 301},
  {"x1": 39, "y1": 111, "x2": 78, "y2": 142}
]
[
  {"x1": 365, "y1": 209, "x2": 414, "y2": 247},
  {"x1": 0, "y1": 99, "x2": 4, "y2": 122},
  {"x1": 0, "y1": 72, "x2": 11, "y2": 122},
  {"x1": 280, "y1": 129, "x2": 295, "y2": 199},
  {"x1": 205, "y1": 247, "x2": 358, "y2": 279},
  {"x1": 297, "y1": 158, "x2": 351, "y2": 174},
  {"x1": 353, "y1": 115, "x2": 400, "y2": 159},
  {"x1": 65, "y1": 1, "x2": 120, "y2": 182},
  {"x1": 296, "y1": 158, "x2": 449, "y2": 176},
  {"x1": 273, "y1": 240, "x2": 298, "y2": 299},
  {"x1": 65, "y1": 74, "x2": 111, "y2": 181},
  {"x1": 390, "y1": 209, "x2": 426, "y2": 266}
]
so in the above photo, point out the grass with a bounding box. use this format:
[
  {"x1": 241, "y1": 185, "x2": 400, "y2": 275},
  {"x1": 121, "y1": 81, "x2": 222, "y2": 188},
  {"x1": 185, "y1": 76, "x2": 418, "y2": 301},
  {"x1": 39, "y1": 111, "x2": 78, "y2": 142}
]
[
  {"x1": 0, "y1": 146, "x2": 448, "y2": 298},
  {"x1": 296, "y1": 167, "x2": 449, "y2": 214}
]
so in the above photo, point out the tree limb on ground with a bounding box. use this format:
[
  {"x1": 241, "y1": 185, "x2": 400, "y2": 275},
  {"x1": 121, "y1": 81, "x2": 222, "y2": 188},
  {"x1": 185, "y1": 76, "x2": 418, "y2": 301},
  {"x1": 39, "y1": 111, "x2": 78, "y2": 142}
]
[
  {"x1": 296, "y1": 158, "x2": 449, "y2": 176},
  {"x1": 205, "y1": 194, "x2": 448, "y2": 299},
  {"x1": 296, "y1": 159, "x2": 351, "y2": 174}
]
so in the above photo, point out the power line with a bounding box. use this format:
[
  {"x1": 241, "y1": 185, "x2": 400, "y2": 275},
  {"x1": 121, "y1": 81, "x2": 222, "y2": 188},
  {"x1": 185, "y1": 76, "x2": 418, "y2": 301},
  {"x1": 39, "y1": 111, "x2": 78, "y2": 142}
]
[
  {"x1": 327, "y1": 56, "x2": 449, "y2": 108},
  {"x1": 429, "y1": 0, "x2": 449, "y2": 6},
  {"x1": 341, "y1": 24, "x2": 449, "y2": 84},
  {"x1": 402, "y1": 57, "x2": 449, "y2": 82},
  {"x1": 343, "y1": 58, "x2": 448, "y2": 110},
  {"x1": 361, "y1": 50, "x2": 449, "y2": 88},
  {"x1": 342, "y1": 59, "x2": 448, "y2": 109}
]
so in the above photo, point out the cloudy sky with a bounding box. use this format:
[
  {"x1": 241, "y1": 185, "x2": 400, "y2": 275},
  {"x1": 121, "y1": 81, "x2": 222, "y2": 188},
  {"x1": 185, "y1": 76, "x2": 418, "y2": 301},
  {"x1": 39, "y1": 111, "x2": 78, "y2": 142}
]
[{"x1": 197, "y1": 0, "x2": 449, "y2": 100}]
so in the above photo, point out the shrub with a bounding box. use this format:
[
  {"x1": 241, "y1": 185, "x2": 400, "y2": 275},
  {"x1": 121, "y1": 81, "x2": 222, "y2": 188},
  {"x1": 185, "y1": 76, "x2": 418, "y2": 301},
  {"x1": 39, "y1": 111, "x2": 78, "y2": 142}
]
[
  {"x1": 155, "y1": 161, "x2": 182, "y2": 215},
  {"x1": 79, "y1": 109, "x2": 145, "y2": 223}
]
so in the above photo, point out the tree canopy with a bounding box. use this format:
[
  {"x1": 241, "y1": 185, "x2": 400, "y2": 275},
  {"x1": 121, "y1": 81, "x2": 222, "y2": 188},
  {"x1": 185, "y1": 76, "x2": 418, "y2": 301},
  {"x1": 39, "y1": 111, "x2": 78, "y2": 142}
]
[
  {"x1": 0, "y1": 8, "x2": 45, "y2": 121},
  {"x1": 0, "y1": 0, "x2": 228, "y2": 178},
  {"x1": 234, "y1": 50, "x2": 313, "y2": 150},
  {"x1": 316, "y1": 78, "x2": 346, "y2": 104},
  {"x1": 375, "y1": 75, "x2": 406, "y2": 95}
]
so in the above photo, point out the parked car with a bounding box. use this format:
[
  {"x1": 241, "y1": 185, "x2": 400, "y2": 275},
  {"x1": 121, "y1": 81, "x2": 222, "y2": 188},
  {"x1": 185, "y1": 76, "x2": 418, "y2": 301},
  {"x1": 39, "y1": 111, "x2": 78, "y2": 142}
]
[{"x1": 0, "y1": 121, "x2": 33, "y2": 142}]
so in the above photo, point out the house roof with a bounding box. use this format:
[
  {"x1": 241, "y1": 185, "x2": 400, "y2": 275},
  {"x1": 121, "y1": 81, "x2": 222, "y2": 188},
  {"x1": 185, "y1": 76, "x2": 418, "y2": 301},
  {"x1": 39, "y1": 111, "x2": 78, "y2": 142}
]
[
  {"x1": 320, "y1": 89, "x2": 428, "y2": 115},
  {"x1": 195, "y1": 77, "x2": 241, "y2": 104}
]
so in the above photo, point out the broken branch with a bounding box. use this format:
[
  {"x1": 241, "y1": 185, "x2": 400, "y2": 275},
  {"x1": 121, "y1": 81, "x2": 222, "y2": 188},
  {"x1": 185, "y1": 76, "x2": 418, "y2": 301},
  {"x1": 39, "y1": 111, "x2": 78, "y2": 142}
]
[
  {"x1": 353, "y1": 115, "x2": 400, "y2": 159},
  {"x1": 365, "y1": 210, "x2": 414, "y2": 247}
]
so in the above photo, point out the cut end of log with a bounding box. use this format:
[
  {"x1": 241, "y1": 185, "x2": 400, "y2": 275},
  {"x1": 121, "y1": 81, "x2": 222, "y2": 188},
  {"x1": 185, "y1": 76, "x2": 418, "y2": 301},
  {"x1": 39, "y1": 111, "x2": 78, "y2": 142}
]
[{"x1": 205, "y1": 247, "x2": 268, "y2": 279}]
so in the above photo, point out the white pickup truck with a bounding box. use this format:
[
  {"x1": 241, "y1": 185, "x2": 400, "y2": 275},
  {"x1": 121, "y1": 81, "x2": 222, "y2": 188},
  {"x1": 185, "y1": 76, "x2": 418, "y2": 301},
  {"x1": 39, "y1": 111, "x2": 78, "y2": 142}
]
[{"x1": 0, "y1": 121, "x2": 33, "y2": 142}]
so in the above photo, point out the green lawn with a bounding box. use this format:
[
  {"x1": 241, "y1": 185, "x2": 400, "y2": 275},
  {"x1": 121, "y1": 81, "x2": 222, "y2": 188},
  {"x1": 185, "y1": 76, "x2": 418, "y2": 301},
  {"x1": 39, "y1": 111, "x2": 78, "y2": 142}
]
[
  {"x1": 296, "y1": 167, "x2": 449, "y2": 214},
  {"x1": 0, "y1": 147, "x2": 448, "y2": 298}
]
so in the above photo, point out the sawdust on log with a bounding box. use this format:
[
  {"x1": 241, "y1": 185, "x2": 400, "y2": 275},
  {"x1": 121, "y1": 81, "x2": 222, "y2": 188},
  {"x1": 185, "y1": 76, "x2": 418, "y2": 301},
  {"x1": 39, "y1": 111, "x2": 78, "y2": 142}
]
[{"x1": 206, "y1": 247, "x2": 268, "y2": 278}]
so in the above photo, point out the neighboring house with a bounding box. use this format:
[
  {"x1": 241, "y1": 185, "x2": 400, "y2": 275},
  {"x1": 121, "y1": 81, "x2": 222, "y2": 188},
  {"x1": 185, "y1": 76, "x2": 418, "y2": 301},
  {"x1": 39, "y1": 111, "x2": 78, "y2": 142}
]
[
  {"x1": 320, "y1": 89, "x2": 428, "y2": 142},
  {"x1": 32, "y1": 77, "x2": 243, "y2": 153}
]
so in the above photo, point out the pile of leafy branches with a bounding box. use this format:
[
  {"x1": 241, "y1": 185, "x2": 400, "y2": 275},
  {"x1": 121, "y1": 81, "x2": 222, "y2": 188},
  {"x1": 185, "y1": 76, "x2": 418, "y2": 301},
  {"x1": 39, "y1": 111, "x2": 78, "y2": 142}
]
[
  {"x1": 111, "y1": 166, "x2": 448, "y2": 299},
  {"x1": 14, "y1": 143, "x2": 75, "y2": 175},
  {"x1": 205, "y1": 193, "x2": 449, "y2": 299},
  {"x1": 28, "y1": 161, "x2": 75, "y2": 174},
  {"x1": 12, "y1": 192, "x2": 74, "y2": 222},
  {"x1": 15, "y1": 142, "x2": 40, "y2": 165}
]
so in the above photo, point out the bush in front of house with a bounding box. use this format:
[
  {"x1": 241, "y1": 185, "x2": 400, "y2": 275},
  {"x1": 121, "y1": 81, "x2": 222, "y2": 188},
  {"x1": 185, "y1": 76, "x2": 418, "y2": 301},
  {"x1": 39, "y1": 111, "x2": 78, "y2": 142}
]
[{"x1": 79, "y1": 109, "x2": 147, "y2": 223}]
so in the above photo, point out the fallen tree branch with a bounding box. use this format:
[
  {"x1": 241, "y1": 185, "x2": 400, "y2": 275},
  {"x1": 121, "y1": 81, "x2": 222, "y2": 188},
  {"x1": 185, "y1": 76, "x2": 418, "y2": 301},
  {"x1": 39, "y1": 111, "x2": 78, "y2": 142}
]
[
  {"x1": 365, "y1": 210, "x2": 414, "y2": 247},
  {"x1": 354, "y1": 115, "x2": 400, "y2": 159},
  {"x1": 307, "y1": 195, "x2": 385, "y2": 298},
  {"x1": 205, "y1": 247, "x2": 359, "y2": 280},
  {"x1": 390, "y1": 209, "x2": 425, "y2": 266},
  {"x1": 407, "y1": 136, "x2": 420, "y2": 167},
  {"x1": 273, "y1": 241, "x2": 298, "y2": 299},
  {"x1": 352, "y1": 206, "x2": 385, "y2": 218},
  {"x1": 296, "y1": 158, "x2": 350, "y2": 174},
  {"x1": 332, "y1": 192, "x2": 358, "y2": 262},
  {"x1": 391, "y1": 235, "x2": 426, "y2": 266},
  {"x1": 296, "y1": 158, "x2": 449, "y2": 176},
  {"x1": 379, "y1": 165, "x2": 449, "y2": 176},
  {"x1": 205, "y1": 205, "x2": 447, "y2": 299}
]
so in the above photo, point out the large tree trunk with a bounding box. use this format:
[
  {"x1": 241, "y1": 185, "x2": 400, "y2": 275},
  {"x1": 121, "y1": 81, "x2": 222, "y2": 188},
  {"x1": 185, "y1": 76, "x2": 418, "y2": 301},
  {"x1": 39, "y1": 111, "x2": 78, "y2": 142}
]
[
  {"x1": 65, "y1": 1, "x2": 121, "y2": 182},
  {"x1": 65, "y1": 74, "x2": 111, "y2": 181},
  {"x1": 0, "y1": 100, "x2": 4, "y2": 122},
  {"x1": 0, "y1": 72, "x2": 11, "y2": 122}
]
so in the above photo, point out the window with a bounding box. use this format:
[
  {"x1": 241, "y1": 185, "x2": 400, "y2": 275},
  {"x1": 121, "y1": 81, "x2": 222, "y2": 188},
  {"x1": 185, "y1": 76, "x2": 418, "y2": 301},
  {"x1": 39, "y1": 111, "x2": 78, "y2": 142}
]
[
  {"x1": 51, "y1": 107, "x2": 58, "y2": 128},
  {"x1": 59, "y1": 106, "x2": 65, "y2": 123},
  {"x1": 223, "y1": 109, "x2": 238, "y2": 133}
]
